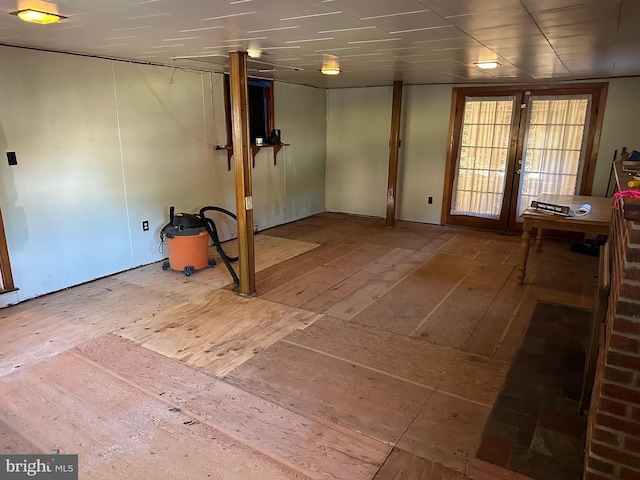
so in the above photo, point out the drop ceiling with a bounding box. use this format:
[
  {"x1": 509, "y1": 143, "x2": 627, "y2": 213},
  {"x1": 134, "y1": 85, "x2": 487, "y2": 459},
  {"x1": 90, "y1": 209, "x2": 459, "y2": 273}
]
[{"x1": 0, "y1": 0, "x2": 637, "y2": 88}]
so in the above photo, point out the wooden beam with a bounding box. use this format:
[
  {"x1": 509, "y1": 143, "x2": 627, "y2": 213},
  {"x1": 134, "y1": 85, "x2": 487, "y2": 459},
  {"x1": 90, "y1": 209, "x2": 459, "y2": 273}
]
[
  {"x1": 0, "y1": 205, "x2": 14, "y2": 292},
  {"x1": 386, "y1": 81, "x2": 403, "y2": 227},
  {"x1": 228, "y1": 51, "x2": 256, "y2": 296}
]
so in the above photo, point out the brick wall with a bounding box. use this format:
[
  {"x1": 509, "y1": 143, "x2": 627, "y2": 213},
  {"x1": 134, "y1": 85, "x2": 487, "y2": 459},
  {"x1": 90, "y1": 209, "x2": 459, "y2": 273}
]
[{"x1": 585, "y1": 202, "x2": 640, "y2": 479}]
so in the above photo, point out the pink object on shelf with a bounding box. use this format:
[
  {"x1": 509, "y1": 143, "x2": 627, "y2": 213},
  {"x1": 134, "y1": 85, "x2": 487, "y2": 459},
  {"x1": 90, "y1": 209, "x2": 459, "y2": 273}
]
[{"x1": 613, "y1": 189, "x2": 640, "y2": 209}]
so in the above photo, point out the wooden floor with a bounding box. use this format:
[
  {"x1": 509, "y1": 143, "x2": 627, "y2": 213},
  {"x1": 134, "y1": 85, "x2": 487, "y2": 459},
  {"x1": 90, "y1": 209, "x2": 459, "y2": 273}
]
[{"x1": 0, "y1": 213, "x2": 599, "y2": 479}]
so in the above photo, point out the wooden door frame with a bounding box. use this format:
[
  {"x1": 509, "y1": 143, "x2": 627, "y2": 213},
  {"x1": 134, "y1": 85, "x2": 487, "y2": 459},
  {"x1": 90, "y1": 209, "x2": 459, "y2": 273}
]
[
  {"x1": 442, "y1": 82, "x2": 609, "y2": 230},
  {"x1": 0, "y1": 206, "x2": 15, "y2": 292},
  {"x1": 442, "y1": 90, "x2": 523, "y2": 230}
]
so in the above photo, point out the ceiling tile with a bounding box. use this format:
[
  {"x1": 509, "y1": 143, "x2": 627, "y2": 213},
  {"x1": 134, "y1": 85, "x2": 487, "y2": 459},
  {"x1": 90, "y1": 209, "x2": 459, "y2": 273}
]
[
  {"x1": 468, "y1": 25, "x2": 546, "y2": 42},
  {"x1": 57, "y1": 0, "x2": 158, "y2": 18},
  {"x1": 418, "y1": 0, "x2": 524, "y2": 17},
  {"x1": 329, "y1": 0, "x2": 427, "y2": 18},
  {"x1": 0, "y1": 0, "x2": 636, "y2": 87},
  {"x1": 444, "y1": 7, "x2": 537, "y2": 29},
  {"x1": 531, "y1": 1, "x2": 620, "y2": 26},
  {"x1": 357, "y1": 10, "x2": 450, "y2": 33},
  {"x1": 519, "y1": 0, "x2": 621, "y2": 14}
]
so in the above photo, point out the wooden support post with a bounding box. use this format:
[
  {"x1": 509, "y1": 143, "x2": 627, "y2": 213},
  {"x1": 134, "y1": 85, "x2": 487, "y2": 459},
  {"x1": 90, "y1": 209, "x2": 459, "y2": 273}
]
[
  {"x1": 386, "y1": 81, "x2": 403, "y2": 227},
  {"x1": 228, "y1": 51, "x2": 256, "y2": 296},
  {"x1": 0, "y1": 206, "x2": 14, "y2": 292}
]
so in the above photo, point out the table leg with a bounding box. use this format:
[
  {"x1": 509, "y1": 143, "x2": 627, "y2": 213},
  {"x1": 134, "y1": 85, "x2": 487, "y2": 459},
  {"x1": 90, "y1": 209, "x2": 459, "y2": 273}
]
[
  {"x1": 535, "y1": 227, "x2": 543, "y2": 251},
  {"x1": 517, "y1": 220, "x2": 533, "y2": 284}
]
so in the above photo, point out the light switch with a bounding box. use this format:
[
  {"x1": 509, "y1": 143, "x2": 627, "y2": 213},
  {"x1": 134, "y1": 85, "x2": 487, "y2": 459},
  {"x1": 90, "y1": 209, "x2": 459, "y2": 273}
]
[{"x1": 6, "y1": 152, "x2": 17, "y2": 166}]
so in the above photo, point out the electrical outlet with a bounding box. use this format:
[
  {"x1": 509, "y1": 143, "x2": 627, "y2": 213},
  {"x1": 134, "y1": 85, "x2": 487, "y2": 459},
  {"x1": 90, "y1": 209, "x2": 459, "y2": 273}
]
[
  {"x1": 428, "y1": 196, "x2": 433, "y2": 204},
  {"x1": 142, "y1": 220, "x2": 149, "y2": 231}
]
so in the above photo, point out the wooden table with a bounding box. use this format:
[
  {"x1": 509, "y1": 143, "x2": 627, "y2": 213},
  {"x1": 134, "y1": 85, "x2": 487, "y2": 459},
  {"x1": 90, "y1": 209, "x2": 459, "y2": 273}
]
[{"x1": 517, "y1": 193, "x2": 613, "y2": 283}]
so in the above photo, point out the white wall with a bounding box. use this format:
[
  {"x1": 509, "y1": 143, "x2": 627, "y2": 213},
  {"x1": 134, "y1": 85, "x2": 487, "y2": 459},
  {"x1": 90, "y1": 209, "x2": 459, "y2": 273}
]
[
  {"x1": 114, "y1": 62, "x2": 224, "y2": 267},
  {"x1": 248, "y1": 82, "x2": 326, "y2": 231},
  {"x1": 326, "y1": 79, "x2": 640, "y2": 224},
  {"x1": 0, "y1": 46, "x2": 326, "y2": 303},
  {"x1": 276, "y1": 83, "x2": 327, "y2": 222},
  {"x1": 0, "y1": 49, "x2": 132, "y2": 299},
  {"x1": 397, "y1": 85, "x2": 452, "y2": 223},
  {"x1": 326, "y1": 87, "x2": 391, "y2": 218},
  {"x1": 326, "y1": 85, "x2": 450, "y2": 223},
  {"x1": 593, "y1": 77, "x2": 640, "y2": 196}
]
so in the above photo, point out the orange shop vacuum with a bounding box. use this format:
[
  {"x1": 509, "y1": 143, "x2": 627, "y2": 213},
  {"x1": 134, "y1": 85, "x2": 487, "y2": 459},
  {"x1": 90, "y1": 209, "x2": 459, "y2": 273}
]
[
  {"x1": 160, "y1": 207, "x2": 213, "y2": 276},
  {"x1": 160, "y1": 206, "x2": 239, "y2": 287}
]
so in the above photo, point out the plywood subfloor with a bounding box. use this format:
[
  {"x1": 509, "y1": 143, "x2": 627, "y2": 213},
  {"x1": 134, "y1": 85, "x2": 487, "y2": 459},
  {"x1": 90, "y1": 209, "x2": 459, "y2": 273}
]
[
  {"x1": 227, "y1": 339, "x2": 431, "y2": 443},
  {"x1": 228, "y1": 312, "x2": 510, "y2": 476},
  {"x1": 0, "y1": 234, "x2": 317, "y2": 377},
  {"x1": 397, "y1": 392, "x2": 492, "y2": 473},
  {"x1": 0, "y1": 418, "x2": 42, "y2": 455},
  {"x1": 72, "y1": 335, "x2": 388, "y2": 480},
  {"x1": 0, "y1": 345, "x2": 384, "y2": 479},
  {"x1": 115, "y1": 234, "x2": 320, "y2": 300},
  {"x1": 0, "y1": 213, "x2": 599, "y2": 479},
  {"x1": 284, "y1": 316, "x2": 458, "y2": 389},
  {"x1": 118, "y1": 289, "x2": 319, "y2": 376},
  {"x1": 374, "y1": 448, "x2": 467, "y2": 480}
]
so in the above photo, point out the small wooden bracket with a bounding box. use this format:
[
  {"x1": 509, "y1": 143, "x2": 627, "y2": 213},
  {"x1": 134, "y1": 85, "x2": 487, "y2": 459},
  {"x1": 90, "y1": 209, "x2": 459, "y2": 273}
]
[{"x1": 216, "y1": 144, "x2": 289, "y2": 171}]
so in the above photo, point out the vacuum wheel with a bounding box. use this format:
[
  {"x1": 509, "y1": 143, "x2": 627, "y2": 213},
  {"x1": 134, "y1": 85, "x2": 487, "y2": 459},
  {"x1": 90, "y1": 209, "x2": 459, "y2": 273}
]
[
  {"x1": 162, "y1": 260, "x2": 170, "y2": 271},
  {"x1": 208, "y1": 258, "x2": 217, "y2": 267},
  {"x1": 184, "y1": 265, "x2": 194, "y2": 276}
]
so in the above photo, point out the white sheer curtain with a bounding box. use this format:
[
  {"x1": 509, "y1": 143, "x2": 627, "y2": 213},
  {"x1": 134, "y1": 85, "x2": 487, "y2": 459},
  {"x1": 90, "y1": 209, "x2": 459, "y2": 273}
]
[
  {"x1": 516, "y1": 94, "x2": 591, "y2": 216},
  {"x1": 451, "y1": 96, "x2": 516, "y2": 219}
]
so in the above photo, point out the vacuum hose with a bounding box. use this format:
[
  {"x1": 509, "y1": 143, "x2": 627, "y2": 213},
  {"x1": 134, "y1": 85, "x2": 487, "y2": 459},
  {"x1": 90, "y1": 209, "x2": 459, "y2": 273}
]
[{"x1": 198, "y1": 206, "x2": 240, "y2": 288}]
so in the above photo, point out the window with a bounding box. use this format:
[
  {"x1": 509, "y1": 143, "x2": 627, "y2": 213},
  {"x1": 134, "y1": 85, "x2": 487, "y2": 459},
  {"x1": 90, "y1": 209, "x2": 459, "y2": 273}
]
[{"x1": 224, "y1": 75, "x2": 274, "y2": 145}]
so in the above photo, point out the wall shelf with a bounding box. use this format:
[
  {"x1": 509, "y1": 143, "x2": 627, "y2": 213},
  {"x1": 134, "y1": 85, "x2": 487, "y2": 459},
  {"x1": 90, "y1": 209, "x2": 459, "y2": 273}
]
[{"x1": 215, "y1": 144, "x2": 289, "y2": 171}]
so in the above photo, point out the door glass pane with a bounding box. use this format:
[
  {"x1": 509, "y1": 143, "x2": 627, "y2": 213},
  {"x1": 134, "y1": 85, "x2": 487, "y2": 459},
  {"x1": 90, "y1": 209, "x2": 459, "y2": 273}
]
[
  {"x1": 516, "y1": 94, "x2": 591, "y2": 217},
  {"x1": 451, "y1": 96, "x2": 516, "y2": 219}
]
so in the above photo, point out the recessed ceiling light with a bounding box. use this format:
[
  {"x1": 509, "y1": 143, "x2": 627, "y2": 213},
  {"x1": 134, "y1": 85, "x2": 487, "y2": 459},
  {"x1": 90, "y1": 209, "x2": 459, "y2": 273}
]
[
  {"x1": 474, "y1": 61, "x2": 500, "y2": 69},
  {"x1": 11, "y1": 8, "x2": 66, "y2": 24}
]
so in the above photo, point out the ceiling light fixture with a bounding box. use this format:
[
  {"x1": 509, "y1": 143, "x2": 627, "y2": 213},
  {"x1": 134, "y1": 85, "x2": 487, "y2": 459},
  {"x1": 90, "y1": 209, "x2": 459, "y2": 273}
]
[
  {"x1": 474, "y1": 61, "x2": 500, "y2": 70},
  {"x1": 11, "y1": 8, "x2": 66, "y2": 24},
  {"x1": 321, "y1": 54, "x2": 340, "y2": 75},
  {"x1": 321, "y1": 66, "x2": 340, "y2": 75},
  {"x1": 247, "y1": 47, "x2": 262, "y2": 59}
]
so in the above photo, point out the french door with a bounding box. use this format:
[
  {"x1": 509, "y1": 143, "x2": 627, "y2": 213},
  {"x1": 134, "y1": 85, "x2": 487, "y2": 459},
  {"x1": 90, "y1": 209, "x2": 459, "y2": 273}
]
[{"x1": 443, "y1": 84, "x2": 608, "y2": 231}]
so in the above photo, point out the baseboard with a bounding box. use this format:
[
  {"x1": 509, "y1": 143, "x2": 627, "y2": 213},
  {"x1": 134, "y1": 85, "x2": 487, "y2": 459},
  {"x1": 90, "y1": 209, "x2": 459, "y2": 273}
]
[{"x1": 0, "y1": 289, "x2": 19, "y2": 308}]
